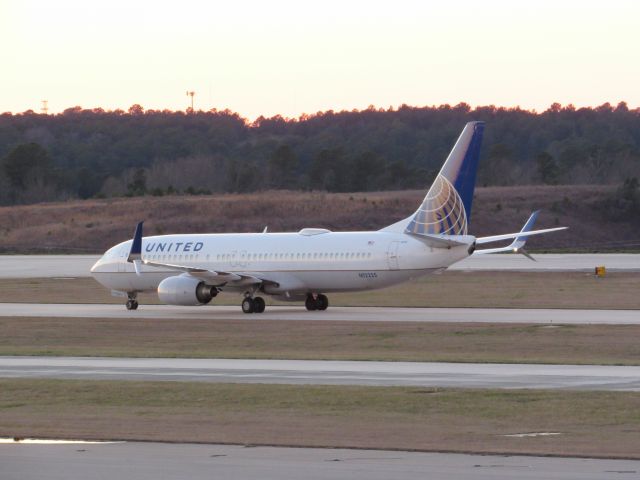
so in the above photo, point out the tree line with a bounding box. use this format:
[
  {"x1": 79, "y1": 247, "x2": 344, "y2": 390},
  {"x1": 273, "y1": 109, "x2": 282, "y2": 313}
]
[{"x1": 1, "y1": 102, "x2": 639, "y2": 205}]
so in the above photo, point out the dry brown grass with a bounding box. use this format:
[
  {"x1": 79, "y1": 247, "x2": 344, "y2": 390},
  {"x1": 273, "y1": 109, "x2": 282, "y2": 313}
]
[
  {"x1": 1, "y1": 271, "x2": 638, "y2": 309},
  {"x1": 3, "y1": 317, "x2": 640, "y2": 364},
  {"x1": 0, "y1": 185, "x2": 631, "y2": 252},
  {"x1": 2, "y1": 379, "x2": 640, "y2": 458}
]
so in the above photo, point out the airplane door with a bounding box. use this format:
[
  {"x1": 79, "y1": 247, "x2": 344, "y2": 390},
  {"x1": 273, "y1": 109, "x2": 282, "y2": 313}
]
[
  {"x1": 239, "y1": 250, "x2": 247, "y2": 268},
  {"x1": 118, "y1": 246, "x2": 128, "y2": 272},
  {"x1": 387, "y1": 241, "x2": 400, "y2": 270}
]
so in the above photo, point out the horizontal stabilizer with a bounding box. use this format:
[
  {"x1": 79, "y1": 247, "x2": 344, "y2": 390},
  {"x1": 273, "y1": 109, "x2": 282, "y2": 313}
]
[{"x1": 407, "y1": 232, "x2": 474, "y2": 248}]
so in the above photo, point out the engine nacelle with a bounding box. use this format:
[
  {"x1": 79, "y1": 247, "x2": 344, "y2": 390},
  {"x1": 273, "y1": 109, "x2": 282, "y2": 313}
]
[{"x1": 157, "y1": 275, "x2": 217, "y2": 306}]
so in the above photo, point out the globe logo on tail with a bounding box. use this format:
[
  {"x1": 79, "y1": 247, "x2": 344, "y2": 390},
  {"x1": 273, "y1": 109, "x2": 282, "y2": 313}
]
[{"x1": 405, "y1": 174, "x2": 468, "y2": 236}]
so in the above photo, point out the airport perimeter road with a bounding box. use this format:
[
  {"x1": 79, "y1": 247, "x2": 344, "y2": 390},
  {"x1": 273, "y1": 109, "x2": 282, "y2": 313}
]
[
  {"x1": 1, "y1": 253, "x2": 639, "y2": 278},
  {"x1": 3, "y1": 442, "x2": 640, "y2": 480},
  {"x1": 0, "y1": 303, "x2": 637, "y2": 324},
  {"x1": 2, "y1": 356, "x2": 640, "y2": 391}
]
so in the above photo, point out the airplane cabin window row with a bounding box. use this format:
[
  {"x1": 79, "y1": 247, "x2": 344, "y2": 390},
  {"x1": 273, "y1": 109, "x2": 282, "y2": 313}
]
[{"x1": 144, "y1": 252, "x2": 373, "y2": 263}]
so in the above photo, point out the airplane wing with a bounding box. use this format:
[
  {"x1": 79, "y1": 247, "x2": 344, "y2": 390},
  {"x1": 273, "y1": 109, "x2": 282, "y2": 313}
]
[
  {"x1": 126, "y1": 222, "x2": 277, "y2": 288},
  {"x1": 474, "y1": 211, "x2": 567, "y2": 260},
  {"x1": 476, "y1": 226, "x2": 566, "y2": 245}
]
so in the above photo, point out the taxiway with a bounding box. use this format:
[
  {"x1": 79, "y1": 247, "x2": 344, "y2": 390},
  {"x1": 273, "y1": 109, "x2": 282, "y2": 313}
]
[
  {"x1": 2, "y1": 356, "x2": 640, "y2": 390},
  {"x1": 0, "y1": 302, "x2": 637, "y2": 324},
  {"x1": 3, "y1": 442, "x2": 639, "y2": 480}
]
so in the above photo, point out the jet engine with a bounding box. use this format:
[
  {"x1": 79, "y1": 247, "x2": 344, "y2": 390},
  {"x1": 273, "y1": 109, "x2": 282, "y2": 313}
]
[{"x1": 157, "y1": 274, "x2": 217, "y2": 306}]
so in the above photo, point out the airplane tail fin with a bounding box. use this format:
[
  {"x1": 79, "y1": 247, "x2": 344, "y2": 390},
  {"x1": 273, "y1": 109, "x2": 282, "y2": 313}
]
[{"x1": 382, "y1": 121, "x2": 485, "y2": 235}]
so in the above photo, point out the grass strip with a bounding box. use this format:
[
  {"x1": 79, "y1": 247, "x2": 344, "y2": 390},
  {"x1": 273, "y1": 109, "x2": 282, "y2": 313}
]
[
  {"x1": 1, "y1": 271, "x2": 639, "y2": 309},
  {"x1": 3, "y1": 317, "x2": 640, "y2": 365},
  {"x1": 2, "y1": 379, "x2": 640, "y2": 458}
]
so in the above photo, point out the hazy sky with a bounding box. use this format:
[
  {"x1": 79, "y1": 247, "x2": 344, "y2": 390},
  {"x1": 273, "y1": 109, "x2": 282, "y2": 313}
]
[{"x1": 1, "y1": 0, "x2": 638, "y2": 119}]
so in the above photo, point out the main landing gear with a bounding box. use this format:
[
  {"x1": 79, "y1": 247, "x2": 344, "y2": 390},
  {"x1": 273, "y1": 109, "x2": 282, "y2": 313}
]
[
  {"x1": 305, "y1": 294, "x2": 329, "y2": 311},
  {"x1": 125, "y1": 292, "x2": 139, "y2": 311},
  {"x1": 241, "y1": 296, "x2": 266, "y2": 314}
]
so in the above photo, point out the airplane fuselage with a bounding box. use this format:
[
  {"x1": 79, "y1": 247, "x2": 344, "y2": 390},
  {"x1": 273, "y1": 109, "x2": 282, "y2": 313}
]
[{"x1": 91, "y1": 229, "x2": 472, "y2": 299}]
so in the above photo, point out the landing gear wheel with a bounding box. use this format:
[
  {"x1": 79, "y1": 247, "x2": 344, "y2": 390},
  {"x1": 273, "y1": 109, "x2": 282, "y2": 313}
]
[
  {"x1": 305, "y1": 295, "x2": 318, "y2": 311},
  {"x1": 253, "y1": 296, "x2": 266, "y2": 313},
  {"x1": 316, "y1": 294, "x2": 329, "y2": 311},
  {"x1": 242, "y1": 297, "x2": 255, "y2": 314},
  {"x1": 126, "y1": 299, "x2": 139, "y2": 310}
]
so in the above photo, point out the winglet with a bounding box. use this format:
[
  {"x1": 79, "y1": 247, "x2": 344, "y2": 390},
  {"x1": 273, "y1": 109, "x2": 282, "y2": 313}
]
[
  {"x1": 508, "y1": 210, "x2": 541, "y2": 262},
  {"x1": 127, "y1": 221, "x2": 144, "y2": 263},
  {"x1": 510, "y1": 210, "x2": 540, "y2": 251}
]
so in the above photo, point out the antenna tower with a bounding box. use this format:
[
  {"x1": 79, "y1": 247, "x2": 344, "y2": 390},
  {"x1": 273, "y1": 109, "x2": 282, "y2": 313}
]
[
  {"x1": 41, "y1": 100, "x2": 49, "y2": 115},
  {"x1": 186, "y1": 91, "x2": 195, "y2": 112}
]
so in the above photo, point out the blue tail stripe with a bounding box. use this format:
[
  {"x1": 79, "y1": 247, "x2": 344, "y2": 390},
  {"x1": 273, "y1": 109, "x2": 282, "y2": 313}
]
[{"x1": 452, "y1": 122, "x2": 484, "y2": 223}]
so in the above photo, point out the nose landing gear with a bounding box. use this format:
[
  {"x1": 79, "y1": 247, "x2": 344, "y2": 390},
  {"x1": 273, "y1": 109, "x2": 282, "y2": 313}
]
[
  {"x1": 126, "y1": 293, "x2": 139, "y2": 310},
  {"x1": 305, "y1": 294, "x2": 328, "y2": 311}
]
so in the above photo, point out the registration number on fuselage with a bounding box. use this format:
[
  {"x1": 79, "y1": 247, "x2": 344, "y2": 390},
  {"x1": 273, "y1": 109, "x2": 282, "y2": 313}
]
[{"x1": 358, "y1": 272, "x2": 378, "y2": 279}]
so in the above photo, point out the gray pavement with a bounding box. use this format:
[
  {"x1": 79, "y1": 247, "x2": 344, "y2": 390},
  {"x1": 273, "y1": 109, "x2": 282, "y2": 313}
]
[
  {"x1": 0, "y1": 255, "x2": 98, "y2": 278},
  {"x1": 0, "y1": 302, "x2": 637, "y2": 324},
  {"x1": 2, "y1": 442, "x2": 640, "y2": 480},
  {"x1": 1, "y1": 253, "x2": 639, "y2": 278},
  {"x1": 456, "y1": 253, "x2": 640, "y2": 272},
  {"x1": 2, "y1": 356, "x2": 640, "y2": 390}
]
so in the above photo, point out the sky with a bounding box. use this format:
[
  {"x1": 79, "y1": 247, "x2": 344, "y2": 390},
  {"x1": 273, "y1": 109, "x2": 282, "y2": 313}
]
[{"x1": 1, "y1": 0, "x2": 639, "y2": 119}]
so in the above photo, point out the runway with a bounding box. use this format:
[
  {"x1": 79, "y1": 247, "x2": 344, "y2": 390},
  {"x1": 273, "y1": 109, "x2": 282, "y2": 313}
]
[
  {"x1": 0, "y1": 302, "x2": 637, "y2": 324},
  {"x1": 1, "y1": 253, "x2": 639, "y2": 278},
  {"x1": 3, "y1": 442, "x2": 639, "y2": 480},
  {"x1": 2, "y1": 356, "x2": 640, "y2": 390}
]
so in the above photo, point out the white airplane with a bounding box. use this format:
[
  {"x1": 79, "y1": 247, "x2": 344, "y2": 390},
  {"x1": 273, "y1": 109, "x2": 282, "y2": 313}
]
[{"x1": 91, "y1": 121, "x2": 566, "y2": 313}]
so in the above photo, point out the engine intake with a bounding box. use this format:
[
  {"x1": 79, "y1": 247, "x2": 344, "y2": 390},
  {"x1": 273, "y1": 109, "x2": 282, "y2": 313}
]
[{"x1": 157, "y1": 275, "x2": 217, "y2": 306}]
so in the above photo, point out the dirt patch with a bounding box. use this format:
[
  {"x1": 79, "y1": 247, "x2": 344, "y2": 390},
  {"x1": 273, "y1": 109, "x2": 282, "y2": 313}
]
[{"x1": 0, "y1": 185, "x2": 632, "y2": 253}]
